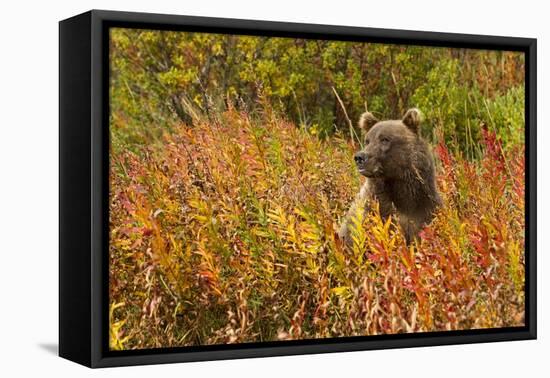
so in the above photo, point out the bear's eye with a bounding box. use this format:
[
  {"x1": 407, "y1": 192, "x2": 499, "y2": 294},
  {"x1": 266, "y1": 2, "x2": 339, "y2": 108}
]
[
  {"x1": 380, "y1": 136, "x2": 391, "y2": 143},
  {"x1": 364, "y1": 138, "x2": 370, "y2": 145}
]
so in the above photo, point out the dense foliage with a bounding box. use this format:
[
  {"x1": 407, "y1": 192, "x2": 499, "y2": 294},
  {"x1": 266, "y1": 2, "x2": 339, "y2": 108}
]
[
  {"x1": 110, "y1": 29, "x2": 524, "y2": 155},
  {"x1": 108, "y1": 29, "x2": 525, "y2": 350}
]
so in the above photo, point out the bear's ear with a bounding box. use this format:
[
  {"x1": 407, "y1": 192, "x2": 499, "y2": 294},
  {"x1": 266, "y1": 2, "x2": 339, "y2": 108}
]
[
  {"x1": 358, "y1": 112, "x2": 378, "y2": 132},
  {"x1": 402, "y1": 108, "x2": 421, "y2": 133}
]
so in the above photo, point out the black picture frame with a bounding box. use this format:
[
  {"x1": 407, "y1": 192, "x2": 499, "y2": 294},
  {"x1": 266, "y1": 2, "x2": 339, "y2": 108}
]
[{"x1": 59, "y1": 9, "x2": 537, "y2": 368}]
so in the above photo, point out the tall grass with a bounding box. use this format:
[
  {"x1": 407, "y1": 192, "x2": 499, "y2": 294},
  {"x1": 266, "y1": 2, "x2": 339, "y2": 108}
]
[{"x1": 109, "y1": 106, "x2": 524, "y2": 350}]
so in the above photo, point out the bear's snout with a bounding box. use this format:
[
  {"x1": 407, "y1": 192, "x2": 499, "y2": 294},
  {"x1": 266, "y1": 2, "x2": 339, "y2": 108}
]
[
  {"x1": 354, "y1": 150, "x2": 380, "y2": 177},
  {"x1": 354, "y1": 151, "x2": 368, "y2": 164}
]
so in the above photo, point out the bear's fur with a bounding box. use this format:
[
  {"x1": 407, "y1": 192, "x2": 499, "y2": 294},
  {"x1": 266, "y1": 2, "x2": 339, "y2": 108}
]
[{"x1": 338, "y1": 108, "x2": 441, "y2": 244}]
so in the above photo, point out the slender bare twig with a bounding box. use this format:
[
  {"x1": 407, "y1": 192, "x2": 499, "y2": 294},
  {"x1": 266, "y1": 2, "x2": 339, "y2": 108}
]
[{"x1": 331, "y1": 86, "x2": 362, "y2": 148}]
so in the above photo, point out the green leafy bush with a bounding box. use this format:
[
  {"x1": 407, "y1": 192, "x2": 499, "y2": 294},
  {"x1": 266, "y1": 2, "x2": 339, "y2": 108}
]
[{"x1": 110, "y1": 29, "x2": 524, "y2": 155}]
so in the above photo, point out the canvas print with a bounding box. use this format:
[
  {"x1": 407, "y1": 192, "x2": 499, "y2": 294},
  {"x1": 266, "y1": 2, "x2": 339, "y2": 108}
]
[{"x1": 108, "y1": 27, "x2": 525, "y2": 351}]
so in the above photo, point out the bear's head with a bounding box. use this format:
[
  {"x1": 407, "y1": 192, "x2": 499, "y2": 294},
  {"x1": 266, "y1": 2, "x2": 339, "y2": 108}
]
[{"x1": 353, "y1": 108, "x2": 422, "y2": 178}]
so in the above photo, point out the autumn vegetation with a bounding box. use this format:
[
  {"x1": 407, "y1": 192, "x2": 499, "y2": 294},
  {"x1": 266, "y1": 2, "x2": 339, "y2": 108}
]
[{"x1": 108, "y1": 28, "x2": 525, "y2": 350}]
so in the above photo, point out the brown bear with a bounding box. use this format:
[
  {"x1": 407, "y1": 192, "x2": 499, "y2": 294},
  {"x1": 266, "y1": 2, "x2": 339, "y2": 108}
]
[{"x1": 338, "y1": 108, "x2": 441, "y2": 244}]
